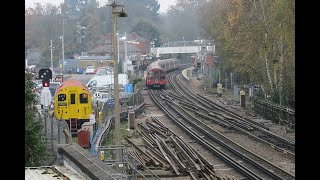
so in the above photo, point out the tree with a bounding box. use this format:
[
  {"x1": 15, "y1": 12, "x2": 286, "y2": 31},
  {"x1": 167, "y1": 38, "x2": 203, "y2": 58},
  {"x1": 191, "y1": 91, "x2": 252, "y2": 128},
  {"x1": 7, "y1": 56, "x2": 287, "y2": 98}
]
[
  {"x1": 110, "y1": 0, "x2": 161, "y2": 33},
  {"x1": 78, "y1": 4, "x2": 102, "y2": 51},
  {"x1": 25, "y1": 72, "x2": 47, "y2": 166},
  {"x1": 130, "y1": 20, "x2": 161, "y2": 46},
  {"x1": 199, "y1": 0, "x2": 295, "y2": 108},
  {"x1": 63, "y1": 0, "x2": 98, "y2": 17},
  {"x1": 164, "y1": 0, "x2": 205, "y2": 41},
  {"x1": 120, "y1": 0, "x2": 160, "y2": 18}
]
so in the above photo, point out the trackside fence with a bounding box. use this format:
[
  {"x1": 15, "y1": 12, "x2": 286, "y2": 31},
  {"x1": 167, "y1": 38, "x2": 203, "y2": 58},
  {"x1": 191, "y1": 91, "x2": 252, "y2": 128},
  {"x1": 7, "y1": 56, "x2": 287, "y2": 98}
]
[{"x1": 253, "y1": 98, "x2": 295, "y2": 130}]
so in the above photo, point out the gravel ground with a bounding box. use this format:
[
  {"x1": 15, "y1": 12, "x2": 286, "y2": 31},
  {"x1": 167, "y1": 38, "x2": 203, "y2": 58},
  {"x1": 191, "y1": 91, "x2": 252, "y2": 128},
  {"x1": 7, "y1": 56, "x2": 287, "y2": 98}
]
[
  {"x1": 128, "y1": 76, "x2": 295, "y2": 179},
  {"x1": 188, "y1": 77, "x2": 295, "y2": 175},
  {"x1": 129, "y1": 89, "x2": 242, "y2": 179}
]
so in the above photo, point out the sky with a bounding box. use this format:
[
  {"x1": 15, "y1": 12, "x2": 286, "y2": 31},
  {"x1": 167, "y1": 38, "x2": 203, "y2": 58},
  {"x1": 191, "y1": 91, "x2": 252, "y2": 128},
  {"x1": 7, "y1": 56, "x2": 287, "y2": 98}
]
[{"x1": 25, "y1": 0, "x2": 176, "y2": 13}]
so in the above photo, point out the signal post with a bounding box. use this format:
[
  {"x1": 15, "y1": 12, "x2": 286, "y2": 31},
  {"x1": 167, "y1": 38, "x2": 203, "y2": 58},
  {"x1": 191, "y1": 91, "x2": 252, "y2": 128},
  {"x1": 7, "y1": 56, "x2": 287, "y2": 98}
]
[{"x1": 39, "y1": 69, "x2": 53, "y2": 153}]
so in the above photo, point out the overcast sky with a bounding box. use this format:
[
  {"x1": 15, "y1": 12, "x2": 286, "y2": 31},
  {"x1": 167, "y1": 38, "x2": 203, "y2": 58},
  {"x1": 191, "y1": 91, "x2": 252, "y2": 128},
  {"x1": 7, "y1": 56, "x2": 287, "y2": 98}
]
[{"x1": 25, "y1": 0, "x2": 176, "y2": 13}]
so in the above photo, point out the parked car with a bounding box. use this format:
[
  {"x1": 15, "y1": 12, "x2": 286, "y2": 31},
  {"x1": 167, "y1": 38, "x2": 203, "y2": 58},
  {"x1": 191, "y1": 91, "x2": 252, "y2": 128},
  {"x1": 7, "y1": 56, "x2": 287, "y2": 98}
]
[
  {"x1": 94, "y1": 66, "x2": 114, "y2": 75},
  {"x1": 54, "y1": 74, "x2": 64, "y2": 83},
  {"x1": 85, "y1": 66, "x2": 95, "y2": 74}
]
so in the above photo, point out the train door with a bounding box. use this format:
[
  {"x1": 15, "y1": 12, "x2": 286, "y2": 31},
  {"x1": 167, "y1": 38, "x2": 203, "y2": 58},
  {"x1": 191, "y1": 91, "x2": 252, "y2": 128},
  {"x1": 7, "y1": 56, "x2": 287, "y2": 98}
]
[
  {"x1": 68, "y1": 92, "x2": 78, "y2": 118},
  {"x1": 154, "y1": 70, "x2": 160, "y2": 84},
  {"x1": 147, "y1": 70, "x2": 153, "y2": 84},
  {"x1": 78, "y1": 92, "x2": 89, "y2": 119},
  {"x1": 160, "y1": 70, "x2": 166, "y2": 83}
]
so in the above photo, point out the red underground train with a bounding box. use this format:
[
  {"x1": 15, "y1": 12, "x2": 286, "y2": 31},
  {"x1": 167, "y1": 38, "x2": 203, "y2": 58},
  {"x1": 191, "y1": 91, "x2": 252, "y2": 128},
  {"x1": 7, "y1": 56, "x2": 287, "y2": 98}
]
[{"x1": 146, "y1": 58, "x2": 180, "y2": 89}]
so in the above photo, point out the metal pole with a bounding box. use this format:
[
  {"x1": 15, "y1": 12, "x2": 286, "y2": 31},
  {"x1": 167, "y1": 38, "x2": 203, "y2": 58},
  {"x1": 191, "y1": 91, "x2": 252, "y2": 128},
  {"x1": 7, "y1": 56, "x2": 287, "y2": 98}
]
[
  {"x1": 51, "y1": 113, "x2": 54, "y2": 155},
  {"x1": 124, "y1": 32, "x2": 127, "y2": 74},
  {"x1": 58, "y1": 119, "x2": 60, "y2": 144},
  {"x1": 50, "y1": 40, "x2": 53, "y2": 74},
  {"x1": 25, "y1": 49, "x2": 29, "y2": 68},
  {"x1": 230, "y1": 72, "x2": 233, "y2": 90},
  {"x1": 112, "y1": 2, "x2": 121, "y2": 149},
  {"x1": 209, "y1": 66, "x2": 212, "y2": 92},
  {"x1": 44, "y1": 109, "x2": 47, "y2": 136},
  {"x1": 218, "y1": 69, "x2": 221, "y2": 84},
  {"x1": 117, "y1": 32, "x2": 119, "y2": 64},
  {"x1": 62, "y1": 18, "x2": 65, "y2": 74}
]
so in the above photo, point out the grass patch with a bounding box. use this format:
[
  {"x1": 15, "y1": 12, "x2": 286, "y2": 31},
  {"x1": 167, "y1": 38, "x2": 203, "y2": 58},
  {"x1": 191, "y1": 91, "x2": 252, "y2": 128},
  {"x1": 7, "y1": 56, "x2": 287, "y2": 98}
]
[
  {"x1": 72, "y1": 137, "x2": 78, "y2": 144},
  {"x1": 103, "y1": 121, "x2": 128, "y2": 146},
  {"x1": 101, "y1": 120, "x2": 129, "y2": 160}
]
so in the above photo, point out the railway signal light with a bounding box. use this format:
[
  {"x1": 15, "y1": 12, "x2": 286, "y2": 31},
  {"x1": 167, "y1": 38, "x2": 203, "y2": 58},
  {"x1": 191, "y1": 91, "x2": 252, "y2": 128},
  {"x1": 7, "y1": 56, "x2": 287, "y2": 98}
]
[
  {"x1": 42, "y1": 79, "x2": 50, "y2": 87},
  {"x1": 39, "y1": 69, "x2": 52, "y2": 79}
]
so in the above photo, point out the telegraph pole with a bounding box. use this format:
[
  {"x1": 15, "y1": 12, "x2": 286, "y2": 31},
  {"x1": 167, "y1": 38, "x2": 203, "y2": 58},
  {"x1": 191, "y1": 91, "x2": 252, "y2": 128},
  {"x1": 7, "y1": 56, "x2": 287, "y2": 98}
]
[
  {"x1": 112, "y1": 2, "x2": 120, "y2": 149},
  {"x1": 107, "y1": 0, "x2": 127, "y2": 157}
]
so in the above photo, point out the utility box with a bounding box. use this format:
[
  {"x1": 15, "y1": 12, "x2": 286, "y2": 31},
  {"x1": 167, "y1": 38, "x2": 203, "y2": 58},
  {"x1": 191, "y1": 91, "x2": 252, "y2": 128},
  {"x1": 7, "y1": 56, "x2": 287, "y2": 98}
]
[
  {"x1": 240, "y1": 90, "x2": 246, "y2": 108},
  {"x1": 128, "y1": 111, "x2": 135, "y2": 129},
  {"x1": 78, "y1": 130, "x2": 90, "y2": 148},
  {"x1": 82, "y1": 121, "x2": 95, "y2": 137}
]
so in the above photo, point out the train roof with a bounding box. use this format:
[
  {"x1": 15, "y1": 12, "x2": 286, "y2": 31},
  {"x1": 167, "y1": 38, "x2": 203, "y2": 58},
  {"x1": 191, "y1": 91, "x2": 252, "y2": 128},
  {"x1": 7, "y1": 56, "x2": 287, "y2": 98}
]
[
  {"x1": 55, "y1": 79, "x2": 90, "y2": 93},
  {"x1": 147, "y1": 58, "x2": 179, "y2": 72}
]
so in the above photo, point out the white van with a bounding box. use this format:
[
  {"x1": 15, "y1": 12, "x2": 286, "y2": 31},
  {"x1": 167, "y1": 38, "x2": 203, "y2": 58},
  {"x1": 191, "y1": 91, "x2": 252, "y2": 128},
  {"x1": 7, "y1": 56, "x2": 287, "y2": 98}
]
[{"x1": 86, "y1": 74, "x2": 129, "y2": 92}]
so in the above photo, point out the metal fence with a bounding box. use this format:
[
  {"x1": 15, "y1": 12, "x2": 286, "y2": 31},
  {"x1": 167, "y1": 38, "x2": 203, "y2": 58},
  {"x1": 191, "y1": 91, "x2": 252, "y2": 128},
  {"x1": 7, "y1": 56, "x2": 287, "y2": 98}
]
[
  {"x1": 40, "y1": 109, "x2": 69, "y2": 159},
  {"x1": 253, "y1": 99, "x2": 295, "y2": 130},
  {"x1": 97, "y1": 145, "x2": 160, "y2": 180}
]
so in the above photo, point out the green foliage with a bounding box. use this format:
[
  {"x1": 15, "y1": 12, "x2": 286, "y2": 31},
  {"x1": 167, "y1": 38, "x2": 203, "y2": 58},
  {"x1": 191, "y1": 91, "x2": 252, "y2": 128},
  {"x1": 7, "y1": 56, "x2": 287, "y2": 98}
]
[
  {"x1": 131, "y1": 76, "x2": 142, "y2": 89},
  {"x1": 25, "y1": 72, "x2": 47, "y2": 166},
  {"x1": 199, "y1": 0, "x2": 295, "y2": 108}
]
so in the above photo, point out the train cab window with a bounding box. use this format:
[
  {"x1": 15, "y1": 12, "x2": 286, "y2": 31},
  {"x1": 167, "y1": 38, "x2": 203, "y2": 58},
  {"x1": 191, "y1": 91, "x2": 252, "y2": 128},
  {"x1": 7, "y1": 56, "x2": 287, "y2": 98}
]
[
  {"x1": 58, "y1": 94, "x2": 66, "y2": 101},
  {"x1": 80, "y1": 93, "x2": 88, "y2": 103},
  {"x1": 148, "y1": 71, "x2": 153, "y2": 79},
  {"x1": 160, "y1": 71, "x2": 165, "y2": 79},
  {"x1": 70, "y1": 94, "x2": 75, "y2": 104}
]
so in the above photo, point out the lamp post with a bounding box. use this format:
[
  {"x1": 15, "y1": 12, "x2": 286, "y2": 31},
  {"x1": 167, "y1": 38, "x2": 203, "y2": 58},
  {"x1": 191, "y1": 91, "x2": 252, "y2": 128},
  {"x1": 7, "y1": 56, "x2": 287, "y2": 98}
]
[
  {"x1": 167, "y1": 38, "x2": 169, "y2": 47},
  {"x1": 107, "y1": 0, "x2": 127, "y2": 155},
  {"x1": 60, "y1": 18, "x2": 65, "y2": 74},
  {"x1": 183, "y1": 37, "x2": 185, "y2": 46},
  {"x1": 49, "y1": 40, "x2": 54, "y2": 76},
  {"x1": 121, "y1": 32, "x2": 128, "y2": 74}
]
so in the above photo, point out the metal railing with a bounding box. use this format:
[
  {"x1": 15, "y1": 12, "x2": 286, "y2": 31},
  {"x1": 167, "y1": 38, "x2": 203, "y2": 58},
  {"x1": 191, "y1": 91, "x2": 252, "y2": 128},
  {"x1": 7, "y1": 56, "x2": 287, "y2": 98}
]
[{"x1": 253, "y1": 99, "x2": 295, "y2": 130}]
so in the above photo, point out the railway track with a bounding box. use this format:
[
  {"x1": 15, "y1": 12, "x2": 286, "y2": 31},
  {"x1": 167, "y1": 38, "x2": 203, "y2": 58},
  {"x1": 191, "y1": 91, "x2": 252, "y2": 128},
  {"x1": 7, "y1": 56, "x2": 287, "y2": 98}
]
[
  {"x1": 167, "y1": 72, "x2": 295, "y2": 157},
  {"x1": 150, "y1": 88, "x2": 294, "y2": 179},
  {"x1": 149, "y1": 89, "x2": 265, "y2": 179}
]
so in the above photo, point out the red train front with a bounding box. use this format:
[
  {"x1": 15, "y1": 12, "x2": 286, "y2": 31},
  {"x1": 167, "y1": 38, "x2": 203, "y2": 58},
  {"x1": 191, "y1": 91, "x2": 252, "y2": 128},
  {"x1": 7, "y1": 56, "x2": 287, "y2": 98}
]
[
  {"x1": 146, "y1": 58, "x2": 180, "y2": 89},
  {"x1": 146, "y1": 68, "x2": 166, "y2": 89}
]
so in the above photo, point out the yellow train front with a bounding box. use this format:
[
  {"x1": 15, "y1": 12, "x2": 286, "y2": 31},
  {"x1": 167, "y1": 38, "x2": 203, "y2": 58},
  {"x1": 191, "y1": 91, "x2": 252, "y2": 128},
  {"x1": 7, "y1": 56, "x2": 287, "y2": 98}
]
[{"x1": 54, "y1": 79, "x2": 93, "y2": 129}]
